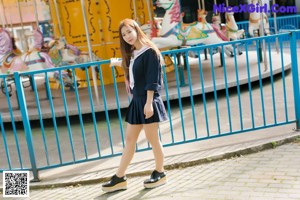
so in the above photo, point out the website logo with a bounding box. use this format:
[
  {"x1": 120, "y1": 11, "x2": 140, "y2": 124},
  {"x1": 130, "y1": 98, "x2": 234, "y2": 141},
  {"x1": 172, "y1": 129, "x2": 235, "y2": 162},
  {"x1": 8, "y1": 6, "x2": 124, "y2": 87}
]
[{"x1": 213, "y1": 3, "x2": 297, "y2": 13}]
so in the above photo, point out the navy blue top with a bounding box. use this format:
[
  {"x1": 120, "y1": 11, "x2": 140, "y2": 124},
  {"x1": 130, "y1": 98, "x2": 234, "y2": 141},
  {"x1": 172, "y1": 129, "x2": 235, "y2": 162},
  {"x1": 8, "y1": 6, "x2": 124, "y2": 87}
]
[{"x1": 131, "y1": 48, "x2": 162, "y2": 96}]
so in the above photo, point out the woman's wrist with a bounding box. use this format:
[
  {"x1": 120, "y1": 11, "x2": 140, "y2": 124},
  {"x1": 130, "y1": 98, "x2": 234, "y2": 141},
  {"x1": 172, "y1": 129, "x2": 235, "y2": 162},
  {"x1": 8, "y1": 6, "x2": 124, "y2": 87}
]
[
  {"x1": 146, "y1": 100, "x2": 153, "y2": 105},
  {"x1": 146, "y1": 90, "x2": 154, "y2": 104}
]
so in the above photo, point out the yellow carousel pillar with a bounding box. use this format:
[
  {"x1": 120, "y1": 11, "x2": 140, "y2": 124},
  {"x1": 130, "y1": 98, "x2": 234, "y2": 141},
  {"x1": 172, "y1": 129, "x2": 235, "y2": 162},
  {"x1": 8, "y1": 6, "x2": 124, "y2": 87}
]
[{"x1": 48, "y1": 0, "x2": 172, "y2": 88}]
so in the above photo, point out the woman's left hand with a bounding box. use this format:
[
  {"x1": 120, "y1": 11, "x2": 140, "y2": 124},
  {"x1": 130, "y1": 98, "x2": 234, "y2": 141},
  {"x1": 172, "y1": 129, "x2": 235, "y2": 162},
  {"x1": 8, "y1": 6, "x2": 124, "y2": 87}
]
[{"x1": 144, "y1": 102, "x2": 154, "y2": 119}]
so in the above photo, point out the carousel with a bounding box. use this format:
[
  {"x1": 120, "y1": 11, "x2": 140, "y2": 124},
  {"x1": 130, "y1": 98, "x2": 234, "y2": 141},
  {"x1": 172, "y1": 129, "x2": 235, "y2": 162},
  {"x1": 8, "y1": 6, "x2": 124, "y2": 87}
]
[{"x1": 0, "y1": 0, "x2": 292, "y2": 122}]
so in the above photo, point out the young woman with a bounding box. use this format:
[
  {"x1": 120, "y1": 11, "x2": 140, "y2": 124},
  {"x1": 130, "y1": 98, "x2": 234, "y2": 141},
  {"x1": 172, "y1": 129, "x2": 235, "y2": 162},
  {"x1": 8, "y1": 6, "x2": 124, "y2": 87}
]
[{"x1": 102, "y1": 18, "x2": 168, "y2": 192}]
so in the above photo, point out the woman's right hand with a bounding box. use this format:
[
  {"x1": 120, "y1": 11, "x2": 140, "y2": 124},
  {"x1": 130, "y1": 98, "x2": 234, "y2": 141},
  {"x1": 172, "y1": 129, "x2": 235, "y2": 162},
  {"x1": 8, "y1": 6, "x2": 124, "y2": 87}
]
[
  {"x1": 109, "y1": 58, "x2": 122, "y2": 67},
  {"x1": 124, "y1": 78, "x2": 132, "y2": 97}
]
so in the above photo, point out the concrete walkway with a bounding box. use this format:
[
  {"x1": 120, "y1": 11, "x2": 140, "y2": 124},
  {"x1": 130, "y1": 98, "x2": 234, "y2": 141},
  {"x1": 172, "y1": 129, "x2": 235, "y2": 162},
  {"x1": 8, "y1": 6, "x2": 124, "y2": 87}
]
[{"x1": 1, "y1": 130, "x2": 299, "y2": 200}]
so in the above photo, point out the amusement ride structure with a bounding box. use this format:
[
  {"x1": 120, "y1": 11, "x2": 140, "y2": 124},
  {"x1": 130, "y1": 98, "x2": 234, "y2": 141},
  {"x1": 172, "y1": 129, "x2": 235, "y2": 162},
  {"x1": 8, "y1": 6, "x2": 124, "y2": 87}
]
[{"x1": 0, "y1": 0, "x2": 292, "y2": 111}]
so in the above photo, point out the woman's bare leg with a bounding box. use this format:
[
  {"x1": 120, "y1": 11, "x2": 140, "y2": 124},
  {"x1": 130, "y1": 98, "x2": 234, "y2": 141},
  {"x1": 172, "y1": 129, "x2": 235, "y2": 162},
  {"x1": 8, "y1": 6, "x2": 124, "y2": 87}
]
[
  {"x1": 116, "y1": 123, "x2": 143, "y2": 177},
  {"x1": 144, "y1": 123, "x2": 164, "y2": 172}
]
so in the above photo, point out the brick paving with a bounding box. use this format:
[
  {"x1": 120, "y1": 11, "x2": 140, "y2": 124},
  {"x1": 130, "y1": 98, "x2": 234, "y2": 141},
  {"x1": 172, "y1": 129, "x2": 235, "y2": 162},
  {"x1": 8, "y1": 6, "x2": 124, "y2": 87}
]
[{"x1": 2, "y1": 138, "x2": 300, "y2": 200}]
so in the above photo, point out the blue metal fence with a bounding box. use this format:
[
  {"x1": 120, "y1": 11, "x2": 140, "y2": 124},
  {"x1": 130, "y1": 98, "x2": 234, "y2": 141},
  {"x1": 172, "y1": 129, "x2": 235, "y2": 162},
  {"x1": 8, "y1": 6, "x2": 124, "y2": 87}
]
[
  {"x1": 0, "y1": 31, "x2": 299, "y2": 181},
  {"x1": 237, "y1": 14, "x2": 300, "y2": 36}
]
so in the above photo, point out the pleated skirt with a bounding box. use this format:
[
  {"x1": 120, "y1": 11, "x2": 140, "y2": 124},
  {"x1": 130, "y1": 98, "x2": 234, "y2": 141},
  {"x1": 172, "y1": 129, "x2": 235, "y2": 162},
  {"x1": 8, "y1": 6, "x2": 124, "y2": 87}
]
[{"x1": 125, "y1": 93, "x2": 168, "y2": 124}]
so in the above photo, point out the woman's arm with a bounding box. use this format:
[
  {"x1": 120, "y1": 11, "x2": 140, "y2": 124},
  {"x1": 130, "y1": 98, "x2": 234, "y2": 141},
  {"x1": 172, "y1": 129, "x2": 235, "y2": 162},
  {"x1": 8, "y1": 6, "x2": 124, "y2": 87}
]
[
  {"x1": 124, "y1": 75, "x2": 131, "y2": 96},
  {"x1": 143, "y1": 49, "x2": 160, "y2": 119},
  {"x1": 144, "y1": 90, "x2": 154, "y2": 119}
]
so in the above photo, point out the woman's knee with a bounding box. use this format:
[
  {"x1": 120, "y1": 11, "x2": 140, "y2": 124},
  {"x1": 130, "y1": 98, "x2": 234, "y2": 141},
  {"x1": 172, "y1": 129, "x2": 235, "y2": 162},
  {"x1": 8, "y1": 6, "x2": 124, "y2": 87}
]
[
  {"x1": 149, "y1": 137, "x2": 162, "y2": 147},
  {"x1": 125, "y1": 133, "x2": 138, "y2": 145},
  {"x1": 144, "y1": 123, "x2": 159, "y2": 142},
  {"x1": 124, "y1": 124, "x2": 142, "y2": 144},
  {"x1": 145, "y1": 132, "x2": 161, "y2": 146}
]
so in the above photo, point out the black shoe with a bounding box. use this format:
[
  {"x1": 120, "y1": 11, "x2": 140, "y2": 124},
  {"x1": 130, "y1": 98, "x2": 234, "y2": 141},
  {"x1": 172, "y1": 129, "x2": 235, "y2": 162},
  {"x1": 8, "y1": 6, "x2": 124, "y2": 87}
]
[
  {"x1": 102, "y1": 174, "x2": 127, "y2": 192},
  {"x1": 144, "y1": 170, "x2": 167, "y2": 189}
]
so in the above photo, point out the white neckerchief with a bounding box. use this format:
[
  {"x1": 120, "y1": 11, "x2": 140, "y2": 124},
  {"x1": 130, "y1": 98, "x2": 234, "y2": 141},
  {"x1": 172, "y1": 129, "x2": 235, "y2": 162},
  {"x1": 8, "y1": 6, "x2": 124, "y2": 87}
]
[{"x1": 129, "y1": 46, "x2": 150, "y2": 89}]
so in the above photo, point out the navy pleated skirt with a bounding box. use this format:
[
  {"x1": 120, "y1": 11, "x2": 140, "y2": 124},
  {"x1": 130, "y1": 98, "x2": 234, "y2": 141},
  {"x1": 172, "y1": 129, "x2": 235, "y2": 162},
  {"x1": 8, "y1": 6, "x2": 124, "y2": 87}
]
[{"x1": 125, "y1": 93, "x2": 168, "y2": 124}]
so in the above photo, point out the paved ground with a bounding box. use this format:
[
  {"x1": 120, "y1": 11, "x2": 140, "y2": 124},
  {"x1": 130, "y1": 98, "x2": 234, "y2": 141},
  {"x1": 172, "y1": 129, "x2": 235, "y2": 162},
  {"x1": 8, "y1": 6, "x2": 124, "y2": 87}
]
[{"x1": 1, "y1": 135, "x2": 300, "y2": 200}]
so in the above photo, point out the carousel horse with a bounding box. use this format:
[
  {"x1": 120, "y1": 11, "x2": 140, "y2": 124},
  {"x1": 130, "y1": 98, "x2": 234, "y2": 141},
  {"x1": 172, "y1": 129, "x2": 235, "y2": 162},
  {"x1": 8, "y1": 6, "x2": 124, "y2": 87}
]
[
  {"x1": 225, "y1": 12, "x2": 245, "y2": 41},
  {"x1": 211, "y1": 14, "x2": 228, "y2": 41},
  {"x1": 140, "y1": 18, "x2": 163, "y2": 38},
  {"x1": 47, "y1": 37, "x2": 100, "y2": 67},
  {"x1": 224, "y1": 12, "x2": 244, "y2": 55},
  {"x1": 0, "y1": 28, "x2": 74, "y2": 95},
  {"x1": 0, "y1": 29, "x2": 27, "y2": 74},
  {"x1": 150, "y1": 0, "x2": 233, "y2": 57},
  {"x1": 198, "y1": 9, "x2": 241, "y2": 56},
  {"x1": 248, "y1": 0, "x2": 270, "y2": 37},
  {"x1": 210, "y1": 12, "x2": 244, "y2": 55},
  {"x1": 210, "y1": 12, "x2": 245, "y2": 42}
]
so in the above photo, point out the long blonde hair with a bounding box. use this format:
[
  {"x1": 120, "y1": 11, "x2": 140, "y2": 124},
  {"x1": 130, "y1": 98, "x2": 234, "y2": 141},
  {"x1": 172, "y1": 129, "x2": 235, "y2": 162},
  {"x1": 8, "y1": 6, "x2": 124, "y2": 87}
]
[{"x1": 118, "y1": 18, "x2": 162, "y2": 79}]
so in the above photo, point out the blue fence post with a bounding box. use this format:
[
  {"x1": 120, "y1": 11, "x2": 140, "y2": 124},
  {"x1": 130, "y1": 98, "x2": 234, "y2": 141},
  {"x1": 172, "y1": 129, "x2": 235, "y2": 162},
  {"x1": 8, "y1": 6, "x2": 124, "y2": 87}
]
[
  {"x1": 13, "y1": 72, "x2": 39, "y2": 181},
  {"x1": 289, "y1": 31, "x2": 300, "y2": 130}
]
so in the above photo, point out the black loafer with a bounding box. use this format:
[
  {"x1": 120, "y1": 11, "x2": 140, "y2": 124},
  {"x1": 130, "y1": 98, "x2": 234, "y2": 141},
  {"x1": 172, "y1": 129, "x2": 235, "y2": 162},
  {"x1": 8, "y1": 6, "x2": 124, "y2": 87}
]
[
  {"x1": 144, "y1": 170, "x2": 167, "y2": 189},
  {"x1": 102, "y1": 174, "x2": 127, "y2": 192}
]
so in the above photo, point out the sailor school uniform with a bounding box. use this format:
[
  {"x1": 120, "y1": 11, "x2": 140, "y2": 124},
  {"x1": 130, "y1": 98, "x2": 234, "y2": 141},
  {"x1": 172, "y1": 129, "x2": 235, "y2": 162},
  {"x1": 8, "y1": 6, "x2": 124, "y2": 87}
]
[{"x1": 125, "y1": 46, "x2": 168, "y2": 124}]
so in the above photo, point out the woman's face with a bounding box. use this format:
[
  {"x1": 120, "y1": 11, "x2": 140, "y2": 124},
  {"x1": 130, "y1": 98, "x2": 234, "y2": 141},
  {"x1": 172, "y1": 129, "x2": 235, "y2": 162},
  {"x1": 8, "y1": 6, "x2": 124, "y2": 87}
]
[{"x1": 121, "y1": 25, "x2": 138, "y2": 46}]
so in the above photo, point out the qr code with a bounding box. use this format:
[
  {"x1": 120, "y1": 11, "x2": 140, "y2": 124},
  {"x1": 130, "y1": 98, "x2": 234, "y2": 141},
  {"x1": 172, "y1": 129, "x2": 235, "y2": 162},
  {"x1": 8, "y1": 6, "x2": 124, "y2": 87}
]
[{"x1": 3, "y1": 171, "x2": 29, "y2": 198}]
